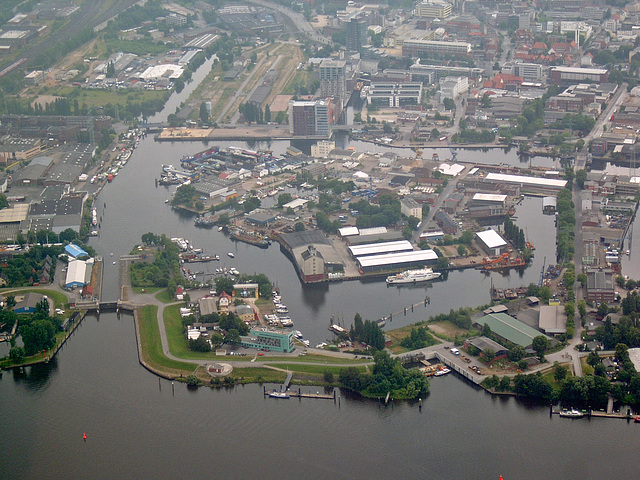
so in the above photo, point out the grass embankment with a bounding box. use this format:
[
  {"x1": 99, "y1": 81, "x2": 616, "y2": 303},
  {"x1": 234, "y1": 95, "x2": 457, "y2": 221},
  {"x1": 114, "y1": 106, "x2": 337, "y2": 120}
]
[
  {"x1": 155, "y1": 289, "x2": 175, "y2": 304},
  {"x1": 132, "y1": 287, "x2": 162, "y2": 294},
  {"x1": 137, "y1": 305, "x2": 197, "y2": 377},
  {"x1": 265, "y1": 363, "x2": 367, "y2": 375},
  {"x1": 163, "y1": 304, "x2": 369, "y2": 365}
]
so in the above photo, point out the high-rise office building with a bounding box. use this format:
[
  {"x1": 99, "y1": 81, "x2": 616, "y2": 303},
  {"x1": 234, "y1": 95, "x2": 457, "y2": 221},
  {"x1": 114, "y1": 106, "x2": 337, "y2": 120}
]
[{"x1": 346, "y1": 18, "x2": 367, "y2": 53}]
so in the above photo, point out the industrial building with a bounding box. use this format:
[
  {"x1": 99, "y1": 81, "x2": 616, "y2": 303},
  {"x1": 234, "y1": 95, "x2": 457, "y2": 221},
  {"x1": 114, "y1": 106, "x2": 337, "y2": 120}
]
[
  {"x1": 586, "y1": 268, "x2": 615, "y2": 304},
  {"x1": 476, "y1": 229, "x2": 508, "y2": 256},
  {"x1": 65, "y1": 258, "x2": 93, "y2": 289},
  {"x1": 476, "y1": 312, "x2": 550, "y2": 348},
  {"x1": 484, "y1": 173, "x2": 567, "y2": 194},
  {"x1": 538, "y1": 305, "x2": 567, "y2": 335},
  {"x1": 357, "y1": 249, "x2": 438, "y2": 273},
  {"x1": 549, "y1": 66, "x2": 609, "y2": 85},
  {"x1": 348, "y1": 240, "x2": 414, "y2": 258},
  {"x1": 402, "y1": 40, "x2": 471, "y2": 57}
]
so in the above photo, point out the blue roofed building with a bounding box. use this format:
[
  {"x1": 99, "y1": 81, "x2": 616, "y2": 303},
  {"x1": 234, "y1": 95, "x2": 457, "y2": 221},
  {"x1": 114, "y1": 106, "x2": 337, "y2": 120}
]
[{"x1": 65, "y1": 243, "x2": 88, "y2": 259}]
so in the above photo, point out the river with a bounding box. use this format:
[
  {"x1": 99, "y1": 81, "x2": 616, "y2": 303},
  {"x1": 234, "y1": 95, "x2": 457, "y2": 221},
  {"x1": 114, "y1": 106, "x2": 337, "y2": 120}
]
[{"x1": 2, "y1": 58, "x2": 640, "y2": 480}]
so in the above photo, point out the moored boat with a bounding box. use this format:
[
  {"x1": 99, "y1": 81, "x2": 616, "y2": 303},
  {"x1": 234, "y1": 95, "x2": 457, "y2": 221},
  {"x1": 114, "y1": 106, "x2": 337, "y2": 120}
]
[
  {"x1": 559, "y1": 409, "x2": 584, "y2": 418},
  {"x1": 268, "y1": 390, "x2": 290, "y2": 399},
  {"x1": 386, "y1": 267, "x2": 441, "y2": 285}
]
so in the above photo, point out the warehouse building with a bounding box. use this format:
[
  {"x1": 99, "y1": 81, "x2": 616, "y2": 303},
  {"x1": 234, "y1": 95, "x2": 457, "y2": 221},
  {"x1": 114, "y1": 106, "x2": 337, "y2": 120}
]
[
  {"x1": 476, "y1": 229, "x2": 508, "y2": 257},
  {"x1": 357, "y1": 249, "x2": 438, "y2": 273},
  {"x1": 349, "y1": 240, "x2": 414, "y2": 258},
  {"x1": 484, "y1": 173, "x2": 567, "y2": 194},
  {"x1": 475, "y1": 312, "x2": 549, "y2": 348},
  {"x1": 586, "y1": 268, "x2": 615, "y2": 304}
]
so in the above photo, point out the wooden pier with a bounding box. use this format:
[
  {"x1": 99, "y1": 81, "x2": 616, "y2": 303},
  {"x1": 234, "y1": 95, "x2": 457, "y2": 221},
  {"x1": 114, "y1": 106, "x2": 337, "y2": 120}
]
[{"x1": 263, "y1": 386, "x2": 335, "y2": 400}]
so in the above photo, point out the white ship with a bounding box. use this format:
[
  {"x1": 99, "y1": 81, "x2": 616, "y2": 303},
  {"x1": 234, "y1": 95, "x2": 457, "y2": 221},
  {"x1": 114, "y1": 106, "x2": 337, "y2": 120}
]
[{"x1": 386, "y1": 267, "x2": 441, "y2": 285}]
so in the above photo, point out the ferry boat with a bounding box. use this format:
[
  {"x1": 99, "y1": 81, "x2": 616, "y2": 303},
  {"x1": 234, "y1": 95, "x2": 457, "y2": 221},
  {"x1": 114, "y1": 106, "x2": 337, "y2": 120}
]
[{"x1": 386, "y1": 267, "x2": 441, "y2": 285}]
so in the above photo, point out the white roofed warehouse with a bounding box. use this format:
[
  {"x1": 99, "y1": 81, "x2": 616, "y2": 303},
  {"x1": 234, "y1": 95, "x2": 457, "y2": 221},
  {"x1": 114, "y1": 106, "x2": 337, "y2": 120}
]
[
  {"x1": 476, "y1": 229, "x2": 508, "y2": 257},
  {"x1": 357, "y1": 249, "x2": 438, "y2": 273}
]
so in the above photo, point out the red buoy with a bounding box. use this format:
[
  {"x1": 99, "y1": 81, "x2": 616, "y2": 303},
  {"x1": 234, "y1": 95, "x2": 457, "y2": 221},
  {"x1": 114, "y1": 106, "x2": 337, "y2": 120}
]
[{"x1": 83, "y1": 433, "x2": 87, "y2": 442}]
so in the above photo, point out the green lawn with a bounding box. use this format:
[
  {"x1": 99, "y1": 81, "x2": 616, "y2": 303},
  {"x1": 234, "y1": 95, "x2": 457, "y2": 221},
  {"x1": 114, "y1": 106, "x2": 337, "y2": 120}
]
[
  {"x1": 163, "y1": 304, "x2": 215, "y2": 360},
  {"x1": 132, "y1": 287, "x2": 162, "y2": 294},
  {"x1": 155, "y1": 289, "x2": 176, "y2": 304},
  {"x1": 264, "y1": 363, "x2": 367, "y2": 375},
  {"x1": 230, "y1": 367, "x2": 288, "y2": 383},
  {"x1": 1, "y1": 288, "x2": 69, "y2": 309},
  {"x1": 137, "y1": 305, "x2": 197, "y2": 376}
]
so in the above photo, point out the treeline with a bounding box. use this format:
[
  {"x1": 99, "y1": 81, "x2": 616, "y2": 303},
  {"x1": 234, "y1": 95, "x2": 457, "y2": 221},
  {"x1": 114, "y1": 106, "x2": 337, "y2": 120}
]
[
  {"x1": 549, "y1": 114, "x2": 596, "y2": 134},
  {"x1": 0, "y1": 245, "x2": 64, "y2": 287},
  {"x1": 556, "y1": 188, "x2": 575, "y2": 261},
  {"x1": 400, "y1": 324, "x2": 438, "y2": 350},
  {"x1": 484, "y1": 345, "x2": 640, "y2": 410},
  {"x1": 503, "y1": 217, "x2": 526, "y2": 250},
  {"x1": 239, "y1": 103, "x2": 271, "y2": 124},
  {"x1": 105, "y1": 1, "x2": 167, "y2": 32},
  {"x1": 595, "y1": 316, "x2": 640, "y2": 350},
  {"x1": 429, "y1": 308, "x2": 473, "y2": 330},
  {"x1": 349, "y1": 314, "x2": 385, "y2": 351},
  {"x1": 452, "y1": 128, "x2": 495, "y2": 144},
  {"x1": 339, "y1": 351, "x2": 429, "y2": 400},
  {"x1": 130, "y1": 234, "x2": 181, "y2": 289},
  {"x1": 350, "y1": 194, "x2": 402, "y2": 229}
]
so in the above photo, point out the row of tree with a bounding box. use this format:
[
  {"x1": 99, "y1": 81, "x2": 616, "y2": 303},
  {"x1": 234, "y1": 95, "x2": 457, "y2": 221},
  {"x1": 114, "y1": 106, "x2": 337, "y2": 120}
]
[
  {"x1": 349, "y1": 314, "x2": 386, "y2": 351},
  {"x1": 503, "y1": 217, "x2": 527, "y2": 251},
  {"x1": 556, "y1": 188, "x2": 575, "y2": 262}
]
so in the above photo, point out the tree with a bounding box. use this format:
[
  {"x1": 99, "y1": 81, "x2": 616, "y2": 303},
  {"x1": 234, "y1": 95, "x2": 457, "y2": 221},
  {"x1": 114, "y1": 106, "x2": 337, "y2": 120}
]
[
  {"x1": 443, "y1": 98, "x2": 455, "y2": 110},
  {"x1": 532, "y1": 335, "x2": 551, "y2": 359},
  {"x1": 294, "y1": 222, "x2": 305, "y2": 232},
  {"x1": 508, "y1": 345, "x2": 526, "y2": 362},
  {"x1": 200, "y1": 102, "x2": 209, "y2": 124},
  {"x1": 323, "y1": 371, "x2": 334, "y2": 383},
  {"x1": 9, "y1": 346, "x2": 25, "y2": 363},
  {"x1": 553, "y1": 362, "x2": 569, "y2": 383},
  {"x1": 277, "y1": 193, "x2": 293, "y2": 208},
  {"x1": 264, "y1": 104, "x2": 271, "y2": 123},
  {"x1": 587, "y1": 351, "x2": 602, "y2": 367},
  {"x1": 457, "y1": 244, "x2": 467, "y2": 257},
  {"x1": 578, "y1": 299, "x2": 587, "y2": 320},
  {"x1": 215, "y1": 277, "x2": 235, "y2": 295},
  {"x1": 225, "y1": 329, "x2": 241, "y2": 345},
  {"x1": 483, "y1": 348, "x2": 496, "y2": 363}
]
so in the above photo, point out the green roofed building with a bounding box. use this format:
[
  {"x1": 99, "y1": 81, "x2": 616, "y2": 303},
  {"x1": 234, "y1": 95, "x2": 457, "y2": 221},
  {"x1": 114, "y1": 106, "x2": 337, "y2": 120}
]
[
  {"x1": 475, "y1": 312, "x2": 550, "y2": 348},
  {"x1": 240, "y1": 328, "x2": 294, "y2": 353}
]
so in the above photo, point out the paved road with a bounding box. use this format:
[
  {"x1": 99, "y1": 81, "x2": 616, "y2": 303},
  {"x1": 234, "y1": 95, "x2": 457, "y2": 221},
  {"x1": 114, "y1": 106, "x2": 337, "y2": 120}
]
[{"x1": 247, "y1": 0, "x2": 332, "y2": 45}]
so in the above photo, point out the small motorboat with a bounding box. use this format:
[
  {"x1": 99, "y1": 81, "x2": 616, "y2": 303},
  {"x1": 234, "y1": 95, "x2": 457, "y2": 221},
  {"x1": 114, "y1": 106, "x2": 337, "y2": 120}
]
[{"x1": 227, "y1": 252, "x2": 234, "y2": 258}]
